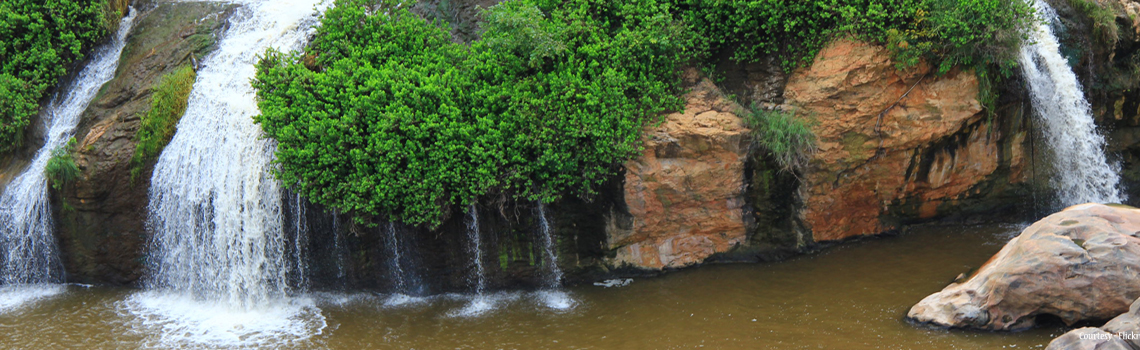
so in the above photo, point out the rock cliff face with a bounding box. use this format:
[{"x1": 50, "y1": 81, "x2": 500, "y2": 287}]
[
  {"x1": 908, "y1": 204, "x2": 1140, "y2": 330},
  {"x1": 606, "y1": 71, "x2": 750, "y2": 269},
  {"x1": 51, "y1": 2, "x2": 233, "y2": 285},
  {"x1": 786, "y1": 38, "x2": 1027, "y2": 242},
  {"x1": 605, "y1": 39, "x2": 1036, "y2": 270}
]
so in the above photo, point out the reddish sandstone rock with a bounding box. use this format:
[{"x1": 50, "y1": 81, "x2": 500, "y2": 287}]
[
  {"x1": 784, "y1": 38, "x2": 1011, "y2": 241},
  {"x1": 606, "y1": 71, "x2": 750, "y2": 269},
  {"x1": 908, "y1": 204, "x2": 1140, "y2": 330}
]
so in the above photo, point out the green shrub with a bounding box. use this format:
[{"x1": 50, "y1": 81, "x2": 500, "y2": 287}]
[
  {"x1": 131, "y1": 65, "x2": 196, "y2": 181},
  {"x1": 45, "y1": 137, "x2": 81, "y2": 191},
  {"x1": 674, "y1": 0, "x2": 1034, "y2": 76},
  {"x1": 741, "y1": 106, "x2": 816, "y2": 172},
  {"x1": 0, "y1": 0, "x2": 119, "y2": 153},
  {"x1": 254, "y1": 0, "x2": 689, "y2": 227}
]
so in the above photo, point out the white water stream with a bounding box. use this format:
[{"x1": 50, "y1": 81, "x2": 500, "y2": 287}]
[
  {"x1": 125, "y1": 0, "x2": 330, "y2": 347},
  {"x1": 0, "y1": 10, "x2": 137, "y2": 312},
  {"x1": 1020, "y1": 0, "x2": 1124, "y2": 206}
]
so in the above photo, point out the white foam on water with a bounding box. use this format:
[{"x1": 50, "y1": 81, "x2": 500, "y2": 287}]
[
  {"x1": 446, "y1": 292, "x2": 523, "y2": 318},
  {"x1": 382, "y1": 293, "x2": 428, "y2": 308},
  {"x1": 533, "y1": 290, "x2": 576, "y2": 311},
  {"x1": 118, "y1": 291, "x2": 326, "y2": 349},
  {"x1": 0, "y1": 284, "x2": 66, "y2": 314}
]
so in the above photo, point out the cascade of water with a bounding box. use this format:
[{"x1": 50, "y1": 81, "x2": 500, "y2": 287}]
[
  {"x1": 465, "y1": 204, "x2": 487, "y2": 294},
  {"x1": 289, "y1": 193, "x2": 310, "y2": 291},
  {"x1": 386, "y1": 222, "x2": 408, "y2": 293},
  {"x1": 1020, "y1": 0, "x2": 1124, "y2": 207},
  {"x1": 534, "y1": 202, "x2": 574, "y2": 310},
  {"x1": 122, "y1": 0, "x2": 330, "y2": 347},
  {"x1": 0, "y1": 10, "x2": 137, "y2": 286},
  {"x1": 534, "y1": 202, "x2": 563, "y2": 289},
  {"x1": 143, "y1": 0, "x2": 327, "y2": 309}
]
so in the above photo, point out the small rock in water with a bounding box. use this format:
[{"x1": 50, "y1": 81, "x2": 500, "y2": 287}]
[{"x1": 593, "y1": 278, "x2": 633, "y2": 288}]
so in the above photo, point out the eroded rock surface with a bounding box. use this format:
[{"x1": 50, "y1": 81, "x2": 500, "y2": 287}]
[
  {"x1": 908, "y1": 203, "x2": 1140, "y2": 330},
  {"x1": 606, "y1": 70, "x2": 750, "y2": 269},
  {"x1": 785, "y1": 38, "x2": 1026, "y2": 242},
  {"x1": 1046, "y1": 297, "x2": 1140, "y2": 350}
]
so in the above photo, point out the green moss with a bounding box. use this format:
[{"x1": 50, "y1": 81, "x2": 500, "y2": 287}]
[
  {"x1": 1060, "y1": 220, "x2": 1080, "y2": 226},
  {"x1": 130, "y1": 65, "x2": 196, "y2": 181}
]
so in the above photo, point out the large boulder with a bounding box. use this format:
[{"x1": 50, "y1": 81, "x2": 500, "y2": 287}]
[
  {"x1": 907, "y1": 203, "x2": 1140, "y2": 330},
  {"x1": 1046, "y1": 297, "x2": 1140, "y2": 350}
]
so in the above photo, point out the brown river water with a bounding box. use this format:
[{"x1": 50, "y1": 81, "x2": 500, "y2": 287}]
[{"x1": 0, "y1": 224, "x2": 1066, "y2": 349}]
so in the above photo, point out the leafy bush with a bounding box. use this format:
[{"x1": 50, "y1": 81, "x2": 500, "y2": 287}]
[
  {"x1": 0, "y1": 0, "x2": 119, "y2": 153},
  {"x1": 131, "y1": 65, "x2": 196, "y2": 181},
  {"x1": 674, "y1": 0, "x2": 1034, "y2": 76},
  {"x1": 741, "y1": 106, "x2": 816, "y2": 172},
  {"x1": 46, "y1": 137, "x2": 81, "y2": 191},
  {"x1": 254, "y1": 0, "x2": 689, "y2": 227}
]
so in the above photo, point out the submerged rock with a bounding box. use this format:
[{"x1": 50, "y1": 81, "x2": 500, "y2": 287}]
[
  {"x1": 907, "y1": 203, "x2": 1140, "y2": 330},
  {"x1": 1046, "y1": 297, "x2": 1140, "y2": 350}
]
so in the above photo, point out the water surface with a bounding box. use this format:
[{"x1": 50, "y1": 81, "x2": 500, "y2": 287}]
[{"x1": 0, "y1": 224, "x2": 1065, "y2": 349}]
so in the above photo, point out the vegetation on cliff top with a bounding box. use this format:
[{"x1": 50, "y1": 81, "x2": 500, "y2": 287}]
[
  {"x1": 0, "y1": 0, "x2": 125, "y2": 153},
  {"x1": 254, "y1": 0, "x2": 1042, "y2": 227},
  {"x1": 254, "y1": 0, "x2": 689, "y2": 227}
]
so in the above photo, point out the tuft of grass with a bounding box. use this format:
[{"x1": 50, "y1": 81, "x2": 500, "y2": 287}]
[
  {"x1": 130, "y1": 65, "x2": 196, "y2": 181},
  {"x1": 740, "y1": 105, "x2": 817, "y2": 172},
  {"x1": 45, "y1": 137, "x2": 81, "y2": 191}
]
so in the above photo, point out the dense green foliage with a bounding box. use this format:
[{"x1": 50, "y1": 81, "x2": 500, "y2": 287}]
[
  {"x1": 254, "y1": 0, "x2": 689, "y2": 227},
  {"x1": 254, "y1": 0, "x2": 1047, "y2": 227},
  {"x1": 46, "y1": 137, "x2": 80, "y2": 191},
  {"x1": 675, "y1": 0, "x2": 1035, "y2": 75},
  {"x1": 741, "y1": 106, "x2": 816, "y2": 172},
  {"x1": 0, "y1": 0, "x2": 122, "y2": 153},
  {"x1": 131, "y1": 65, "x2": 196, "y2": 181}
]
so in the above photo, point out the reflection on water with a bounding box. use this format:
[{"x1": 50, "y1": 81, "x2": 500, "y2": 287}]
[{"x1": 0, "y1": 224, "x2": 1064, "y2": 349}]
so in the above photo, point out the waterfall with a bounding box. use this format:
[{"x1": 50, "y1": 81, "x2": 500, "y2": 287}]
[
  {"x1": 451, "y1": 204, "x2": 493, "y2": 316},
  {"x1": 385, "y1": 222, "x2": 408, "y2": 293},
  {"x1": 1020, "y1": 0, "x2": 1124, "y2": 207},
  {"x1": 382, "y1": 222, "x2": 426, "y2": 306},
  {"x1": 0, "y1": 10, "x2": 136, "y2": 308},
  {"x1": 465, "y1": 205, "x2": 487, "y2": 294},
  {"x1": 123, "y1": 0, "x2": 329, "y2": 346},
  {"x1": 534, "y1": 202, "x2": 563, "y2": 288},
  {"x1": 534, "y1": 202, "x2": 573, "y2": 310}
]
